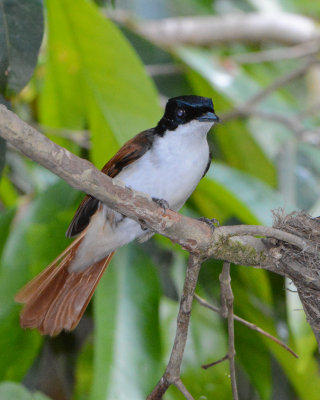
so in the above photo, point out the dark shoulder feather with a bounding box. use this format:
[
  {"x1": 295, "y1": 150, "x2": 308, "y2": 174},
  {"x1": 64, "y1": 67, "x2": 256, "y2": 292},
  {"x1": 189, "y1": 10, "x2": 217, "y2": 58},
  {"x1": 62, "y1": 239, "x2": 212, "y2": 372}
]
[
  {"x1": 101, "y1": 129, "x2": 155, "y2": 177},
  {"x1": 66, "y1": 129, "x2": 155, "y2": 238},
  {"x1": 202, "y1": 152, "x2": 212, "y2": 178}
]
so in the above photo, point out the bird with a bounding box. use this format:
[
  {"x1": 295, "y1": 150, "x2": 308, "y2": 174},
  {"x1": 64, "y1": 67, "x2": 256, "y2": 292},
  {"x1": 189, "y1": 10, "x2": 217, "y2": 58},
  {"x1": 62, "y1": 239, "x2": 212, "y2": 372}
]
[{"x1": 15, "y1": 95, "x2": 219, "y2": 336}]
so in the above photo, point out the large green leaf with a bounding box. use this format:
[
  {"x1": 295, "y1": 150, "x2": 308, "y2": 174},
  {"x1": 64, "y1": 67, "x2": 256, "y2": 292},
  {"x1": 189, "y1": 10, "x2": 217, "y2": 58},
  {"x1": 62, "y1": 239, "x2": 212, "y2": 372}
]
[
  {"x1": 192, "y1": 163, "x2": 292, "y2": 226},
  {"x1": 91, "y1": 244, "x2": 162, "y2": 400},
  {"x1": 0, "y1": 180, "x2": 81, "y2": 380},
  {"x1": 0, "y1": 382, "x2": 50, "y2": 400},
  {"x1": 0, "y1": 169, "x2": 18, "y2": 207},
  {"x1": 0, "y1": 0, "x2": 44, "y2": 95},
  {"x1": 41, "y1": 0, "x2": 161, "y2": 165}
]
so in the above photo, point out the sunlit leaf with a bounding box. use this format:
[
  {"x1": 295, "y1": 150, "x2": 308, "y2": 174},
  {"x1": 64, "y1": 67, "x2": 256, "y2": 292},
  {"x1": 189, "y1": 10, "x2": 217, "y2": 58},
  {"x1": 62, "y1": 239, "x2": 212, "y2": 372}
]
[
  {"x1": 0, "y1": 382, "x2": 50, "y2": 400},
  {"x1": 42, "y1": 0, "x2": 161, "y2": 166},
  {"x1": 0, "y1": 169, "x2": 19, "y2": 207},
  {"x1": 286, "y1": 279, "x2": 317, "y2": 365}
]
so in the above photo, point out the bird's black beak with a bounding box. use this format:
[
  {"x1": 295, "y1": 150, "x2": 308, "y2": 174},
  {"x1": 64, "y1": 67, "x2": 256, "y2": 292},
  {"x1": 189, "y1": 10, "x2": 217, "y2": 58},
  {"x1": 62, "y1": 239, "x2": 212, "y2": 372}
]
[{"x1": 197, "y1": 111, "x2": 220, "y2": 123}]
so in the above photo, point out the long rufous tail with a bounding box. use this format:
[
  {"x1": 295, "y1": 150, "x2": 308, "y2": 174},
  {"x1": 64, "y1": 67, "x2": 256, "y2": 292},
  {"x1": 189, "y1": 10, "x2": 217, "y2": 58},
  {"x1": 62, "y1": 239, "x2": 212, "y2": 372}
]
[{"x1": 15, "y1": 236, "x2": 114, "y2": 336}]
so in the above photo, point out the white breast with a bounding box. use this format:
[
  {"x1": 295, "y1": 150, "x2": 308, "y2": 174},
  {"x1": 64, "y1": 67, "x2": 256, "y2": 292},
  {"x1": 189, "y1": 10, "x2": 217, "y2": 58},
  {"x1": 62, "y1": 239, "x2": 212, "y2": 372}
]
[{"x1": 117, "y1": 120, "x2": 213, "y2": 210}]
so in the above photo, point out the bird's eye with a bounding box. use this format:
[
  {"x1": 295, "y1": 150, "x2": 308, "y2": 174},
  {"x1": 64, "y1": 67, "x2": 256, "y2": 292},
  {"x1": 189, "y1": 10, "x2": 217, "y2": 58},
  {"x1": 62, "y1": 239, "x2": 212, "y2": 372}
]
[{"x1": 176, "y1": 108, "x2": 185, "y2": 118}]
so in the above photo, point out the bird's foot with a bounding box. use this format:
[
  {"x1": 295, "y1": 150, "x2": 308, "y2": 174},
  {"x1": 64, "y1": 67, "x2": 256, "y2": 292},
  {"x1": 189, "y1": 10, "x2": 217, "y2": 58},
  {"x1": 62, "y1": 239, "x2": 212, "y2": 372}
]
[
  {"x1": 198, "y1": 217, "x2": 219, "y2": 232},
  {"x1": 152, "y1": 197, "x2": 170, "y2": 212}
]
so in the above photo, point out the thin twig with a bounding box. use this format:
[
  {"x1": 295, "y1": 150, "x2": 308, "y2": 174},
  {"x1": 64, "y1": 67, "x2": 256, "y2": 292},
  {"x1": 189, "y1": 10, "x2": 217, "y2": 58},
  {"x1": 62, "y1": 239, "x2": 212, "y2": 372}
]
[
  {"x1": 222, "y1": 58, "x2": 318, "y2": 122},
  {"x1": 226, "y1": 108, "x2": 304, "y2": 135},
  {"x1": 174, "y1": 379, "x2": 195, "y2": 400},
  {"x1": 147, "y1": 254, "x2": 202, "y2": 399},
  {"x1": 241, "y1": 58, "x2": 317, "y2": 107},
  {"x1": 194, "y1": 294, "x2": 298, "y2": 358},
  {"x1": 234, "y1": 40, "x2": 320, "y2": 64},
  {"x1": 220, "y1": 98, "x2": 320, "y2": 148},
  {"x1": 202, "y1": 354, "x2": 229, "y2": 369},
  {"x1": 219, "y1": 262, "x2": 239, "y2": 400}
]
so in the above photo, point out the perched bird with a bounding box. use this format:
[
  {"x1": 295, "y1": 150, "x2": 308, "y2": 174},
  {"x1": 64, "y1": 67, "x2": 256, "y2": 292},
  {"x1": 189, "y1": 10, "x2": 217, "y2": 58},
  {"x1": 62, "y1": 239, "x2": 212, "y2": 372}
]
[{"x1": 15, "y1": 95, "x2": 219, "y2": 336}]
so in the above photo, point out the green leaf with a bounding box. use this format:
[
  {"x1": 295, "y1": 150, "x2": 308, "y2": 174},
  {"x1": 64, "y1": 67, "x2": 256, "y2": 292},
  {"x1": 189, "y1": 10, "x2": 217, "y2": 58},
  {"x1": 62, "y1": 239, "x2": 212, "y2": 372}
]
[
  {"x1": 0, "y1": 180, "x2": 81, "y2": 380},
  {"x1": 193, "y1": 163, "x2": 292, "y2": 226},
  {"x1": 286, "y1": 280, "x2": 317, "y2": 363},
  {"x1": 91, "y1": 244, "x2": 162, "y2": 400},
  {"x1": 42, "y1": 0, "x2": 161, "y2": 165},
  {"x1": 0, "y1": 170, "x2": 18, "y2": 207},
  {"x1": 0, "y1": 206, "x2": 15, "y2": 261},
  {"x1": 0, "y1": 0, "x2": 44, "y2": 96},
  {"x1": 0, "y1": 137, "x2": 6, "y2": 177},
  {"x1": 0, "y1": 382, "x2": 50, "y2": 400},
  {"x1": 74, "y1": 339, "x2": 94, "y2": 400}
]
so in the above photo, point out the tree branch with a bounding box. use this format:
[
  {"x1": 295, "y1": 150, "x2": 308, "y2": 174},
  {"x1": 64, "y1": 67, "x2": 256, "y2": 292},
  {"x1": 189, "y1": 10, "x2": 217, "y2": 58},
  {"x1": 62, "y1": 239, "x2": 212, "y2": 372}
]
[
  {"x1": 194, "y1": 294, "x2": 298, "y2": 358},
  {"x1": 147, "y1": 254, "x2": 202, "y2": 399},
  {"x1": 0, "y1": 105, "x2": 314, "y2": 258},
  {"x1": 219, "y1": 262, "x2": 238, "y2": 400},
  {"x1": 222, "y1": 58, "x2": 318, "y2": 124},
  {"x1": 109, "y1": 11, "x2": 319, "y2": 48}
]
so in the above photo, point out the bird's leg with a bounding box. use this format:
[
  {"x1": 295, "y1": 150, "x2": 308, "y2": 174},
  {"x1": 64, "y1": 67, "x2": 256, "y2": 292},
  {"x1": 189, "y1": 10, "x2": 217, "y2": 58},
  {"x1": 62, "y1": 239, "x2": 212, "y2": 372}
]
[
  {"x1": 152, "y1": 197, "x2": 170, "y2": 212},
  {"x1": 198, "y1": 217, "x2": 219, "y2": 232}
]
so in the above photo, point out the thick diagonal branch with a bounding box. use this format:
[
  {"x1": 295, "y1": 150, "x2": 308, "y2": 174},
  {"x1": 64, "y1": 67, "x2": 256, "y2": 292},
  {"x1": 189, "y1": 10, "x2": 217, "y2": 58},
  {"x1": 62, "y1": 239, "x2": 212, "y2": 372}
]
[
  {"x1": 0, "y1": 105, "x2": 311, "y2": 258},
  {"x1": 1, "y1": 105, "x2": 320, "y2": 349}
]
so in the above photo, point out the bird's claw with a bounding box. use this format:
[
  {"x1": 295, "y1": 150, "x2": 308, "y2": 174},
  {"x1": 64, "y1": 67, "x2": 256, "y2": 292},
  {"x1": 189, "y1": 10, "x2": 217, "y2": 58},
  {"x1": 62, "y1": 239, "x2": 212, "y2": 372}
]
[
  {"x1": 198, "y1": 217, "x2": 219, "y2": 232},
  {"x1": 152, "y1": 197, "x2": 170, "y2": 212}
]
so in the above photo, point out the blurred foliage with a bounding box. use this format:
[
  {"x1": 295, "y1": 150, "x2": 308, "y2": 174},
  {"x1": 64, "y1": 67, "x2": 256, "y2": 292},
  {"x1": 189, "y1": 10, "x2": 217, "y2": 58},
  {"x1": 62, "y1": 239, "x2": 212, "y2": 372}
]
[
  {"x1": 1, "y1": 0, "x2": 320, "y2": 399},
  {"x1": 0, "y1": 381, "x2": 50, "y2": 400}
]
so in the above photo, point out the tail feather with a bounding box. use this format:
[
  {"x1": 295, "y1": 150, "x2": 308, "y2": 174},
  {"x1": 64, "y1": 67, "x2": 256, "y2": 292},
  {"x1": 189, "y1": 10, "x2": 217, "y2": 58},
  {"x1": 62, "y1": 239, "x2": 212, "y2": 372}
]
[
  {"x1": 15, "y1": 237, "x2": 114, "y2": 336},
  {"x1": 41, "y1": 253, "x2": 114, "y2": 335},
  {"x1": 15, "y1": 234, "x2": 84, "y2": 304}
]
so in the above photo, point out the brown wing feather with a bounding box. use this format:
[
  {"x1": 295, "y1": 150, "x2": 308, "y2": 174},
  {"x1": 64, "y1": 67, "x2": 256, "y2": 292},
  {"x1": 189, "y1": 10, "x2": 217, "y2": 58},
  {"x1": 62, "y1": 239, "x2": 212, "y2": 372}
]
[
  {"x1": 66, "y1": 196, "x2": 99, "y2": 238},
  {"x1": 66, "y1": 129, "x2": 155, "y2": 238}
]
